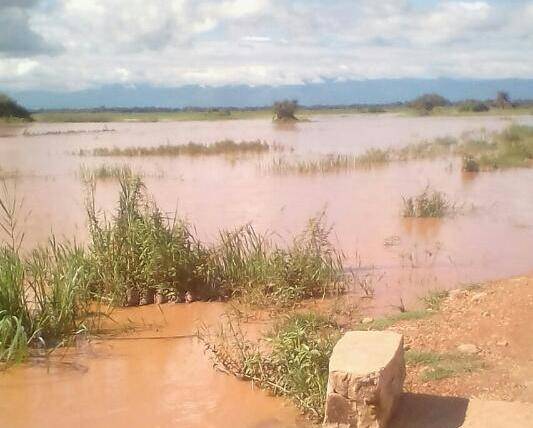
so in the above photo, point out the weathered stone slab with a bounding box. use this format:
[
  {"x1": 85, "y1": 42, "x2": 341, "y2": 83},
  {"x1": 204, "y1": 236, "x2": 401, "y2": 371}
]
[{"x1": 323, "y1": 331, "x2": 405, "y2": 428}]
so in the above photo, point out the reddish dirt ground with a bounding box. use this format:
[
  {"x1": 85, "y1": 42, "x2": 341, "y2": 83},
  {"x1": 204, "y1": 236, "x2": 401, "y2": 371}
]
[{"x1": 390, "y1": 274, "x2": 533, "y2": 403}]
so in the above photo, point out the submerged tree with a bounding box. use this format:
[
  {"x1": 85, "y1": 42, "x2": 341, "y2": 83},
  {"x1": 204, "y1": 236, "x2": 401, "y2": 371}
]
[
  {"x1": 0, "y1": 94, "x2": 32, "y2": 121},
  {"x1": 273, "y1": 99, "x2": 298, "y2": 121},
  {"x1": 495, "y1": 91, "x2": 512, "y2": 109},
  {"x1": 409, "y1": 93, "x2": 449, "y2": 115}
]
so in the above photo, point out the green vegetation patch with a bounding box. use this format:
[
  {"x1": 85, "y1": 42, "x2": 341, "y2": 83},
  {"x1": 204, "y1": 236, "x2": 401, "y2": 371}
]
[
  {"x1": 406, "y1": 350, "x2": 485, "y2": 382},
  {"x1": 402, "y1": 187, "x2": 455, "y2": 218},
  {"x1": 202, "y1": 311, "x2": 340, "y2": 420},
  {"x1": 356, "y1": 310, "x2": 430, "y2": 331}
]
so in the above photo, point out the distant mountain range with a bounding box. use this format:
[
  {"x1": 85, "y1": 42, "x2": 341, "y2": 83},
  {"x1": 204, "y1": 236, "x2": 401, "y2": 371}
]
[{"x1": 6, "y1": 78, "x2": 533, "y2": 110}]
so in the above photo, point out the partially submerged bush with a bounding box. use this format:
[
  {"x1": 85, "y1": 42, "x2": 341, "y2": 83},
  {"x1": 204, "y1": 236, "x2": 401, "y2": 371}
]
[
  {"x1": 409, "y1": 93, "x2": 449, "y2": 114},
  {"x1": 273, "y1": 99, "x2": 298, "y2": 121},
  {"x1": 402, "y1": 187, "x2": 454, "y2": 218},
  {"x1": 202, "y1": 312, "x2": 340, "y2": 419},
  {"x1": 462, "y1": 155, "x2": 480, "y2": 172}
]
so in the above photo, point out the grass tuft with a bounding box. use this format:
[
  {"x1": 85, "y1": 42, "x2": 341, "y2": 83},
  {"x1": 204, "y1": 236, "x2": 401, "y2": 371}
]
[
  {"x1": 402, "y1": 187, "x2": 455, "y2": 218},
  {"x1": 78, "y1": 164, "x2": 138, "y2": 182}
]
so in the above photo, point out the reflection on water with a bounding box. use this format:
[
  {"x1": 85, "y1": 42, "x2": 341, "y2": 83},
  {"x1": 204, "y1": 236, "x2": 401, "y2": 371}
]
[{"x1": 1, "y1": 114, "x2": 533, "y2": 427}]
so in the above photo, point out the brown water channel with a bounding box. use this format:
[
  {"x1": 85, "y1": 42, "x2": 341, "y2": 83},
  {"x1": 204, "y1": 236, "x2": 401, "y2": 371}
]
[{"x1": 1, "y1": 114, "x2": 533, "y2": 427}]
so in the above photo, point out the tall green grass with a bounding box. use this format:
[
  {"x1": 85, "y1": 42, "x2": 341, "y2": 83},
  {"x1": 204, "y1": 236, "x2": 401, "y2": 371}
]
[
  {"x1": 86, "y1": 174, "x2": 345, "y2": 306},
  {"x1": 85, "y1": 173, "x2": 215, "y2": 305},
  {"x1": 0, "y1": 183, "x2": 100, "y2": 363},
  {"x1": 1, "y1": 173, "x2": 346, "y2": 362},
  {"x1": 213, "y1": 215, "x2": 345, "y2": 305}
]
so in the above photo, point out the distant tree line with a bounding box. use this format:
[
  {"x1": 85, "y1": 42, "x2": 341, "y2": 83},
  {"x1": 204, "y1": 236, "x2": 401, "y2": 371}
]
[
  {"x1": 408, "y1": 90, "x2": 521, "y2": 114},
  {"x1": 13, "y1": 91, "x2": 533, "y2": 117}
]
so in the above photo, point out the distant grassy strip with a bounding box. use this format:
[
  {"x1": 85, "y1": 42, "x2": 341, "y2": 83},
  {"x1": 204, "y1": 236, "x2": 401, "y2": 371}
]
[
  {"x1": 32, "y1": 109, "x2": 273, "y2": 123},
  {"x1": 75, "y1": 139, "x2": 276, "y2": 157},
  {"x1": 23, "y1": 128, "x2": 115, "y2": 137},
  {"x1": 29, "y1": 104, "x2": 533, "y2": 123}
]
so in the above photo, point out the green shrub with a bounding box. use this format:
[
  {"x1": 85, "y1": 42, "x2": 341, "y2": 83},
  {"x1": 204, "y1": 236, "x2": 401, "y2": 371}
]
[
  {"x1": 402, "y1": 187, "x2": 454, "y2": 218},
  {"x1": 273, "y1": 99, "x2": 298, "y2": 121},
  {"x1": 409, "y1": 93, "x2": 449, "y2": 114}
]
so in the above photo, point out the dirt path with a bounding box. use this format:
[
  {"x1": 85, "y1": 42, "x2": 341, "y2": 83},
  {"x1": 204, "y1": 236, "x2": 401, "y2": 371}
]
[
  {"x1": 392, "y1": 275, "x2": 533, "y2": 402},
  {"x1": 384, "y1": 274, "x2": 533, "y2": 427}
]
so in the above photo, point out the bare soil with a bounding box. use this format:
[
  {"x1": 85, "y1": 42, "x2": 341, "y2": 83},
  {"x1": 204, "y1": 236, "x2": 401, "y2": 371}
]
[{"x1": 389, "y1": 274, "x2": 533, "y2": 402}]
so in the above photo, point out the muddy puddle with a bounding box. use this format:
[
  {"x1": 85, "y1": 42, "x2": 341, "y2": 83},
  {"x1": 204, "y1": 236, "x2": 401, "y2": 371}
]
[{"x1": 1, "y1": 114, "x2": 533, "y2": 427}]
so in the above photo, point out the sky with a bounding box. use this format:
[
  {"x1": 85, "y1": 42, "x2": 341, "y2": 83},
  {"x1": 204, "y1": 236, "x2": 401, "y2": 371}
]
[{"x1": 1, "y1": 0, "x2": 532, "y2": 93}]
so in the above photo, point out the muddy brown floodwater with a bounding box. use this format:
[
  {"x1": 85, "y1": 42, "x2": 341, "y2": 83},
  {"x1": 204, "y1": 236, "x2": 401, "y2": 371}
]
[{"x1": 1, "y1": 114, "x2": 533, "y2": 427}]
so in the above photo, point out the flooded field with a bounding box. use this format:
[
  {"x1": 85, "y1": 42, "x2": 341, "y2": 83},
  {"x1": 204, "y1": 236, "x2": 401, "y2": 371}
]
[{"x1": 1, "y1": 114, "x2": 533, "y2": 427}]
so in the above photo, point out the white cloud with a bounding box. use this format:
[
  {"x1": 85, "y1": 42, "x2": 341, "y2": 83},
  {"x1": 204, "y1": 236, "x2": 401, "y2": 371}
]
[{"x1": 0, "y1": 0, "x2": 532, "y2": 90}]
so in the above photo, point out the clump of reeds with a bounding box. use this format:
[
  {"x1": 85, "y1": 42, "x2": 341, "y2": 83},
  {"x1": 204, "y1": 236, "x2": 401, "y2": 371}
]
[
  {"x1": 78, "y1": 164, "x2": 138, "y2": 183},
  {"x1": 1, "y1": 173, "x2": 347, "y2": 362},
  {"x1": 0, "y1": 183, "x2": 97, "y2": 363},
  {"x1": 271, "y1": 148, "x2": 390, "y2": 174},
  {"x1": 212, "y1": 214, "x2": 345, "y2": 306},
  {"x1": 402, "y1": 187, "x2": 455, "y2": 218},
  {"x1": 85, "y1": 174, "x2": 345, "y2": 307},
  {"x1": 201, "y1": 311, "x2": 340, "y2": 420},
  {"x1": 85, "y1": 172, "x2": 215, "y2": 306},
  {"x1": 397, "y1": 137, "x2": 457, "y2": 160},
  {"x1": 76, "y1": 139, "x2": 274, "y2": 157}
]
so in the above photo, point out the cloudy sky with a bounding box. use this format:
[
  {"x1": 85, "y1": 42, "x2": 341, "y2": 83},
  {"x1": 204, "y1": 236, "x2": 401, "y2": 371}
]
[{"x1": 1, "y1": 0, "x2": 532, "y2": 91}]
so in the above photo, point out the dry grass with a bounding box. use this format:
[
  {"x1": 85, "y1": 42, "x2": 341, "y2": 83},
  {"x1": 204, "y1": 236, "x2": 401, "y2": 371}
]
[{"x1": 76, "y1": 139, "x2": 277, "y2": 157}]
